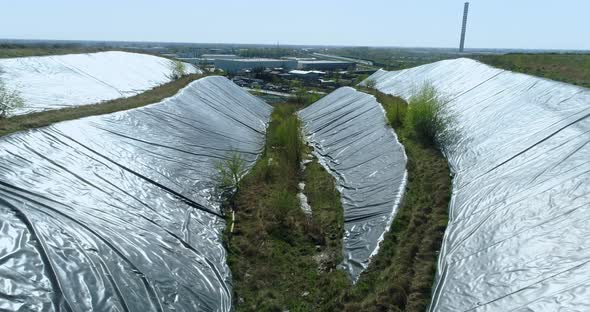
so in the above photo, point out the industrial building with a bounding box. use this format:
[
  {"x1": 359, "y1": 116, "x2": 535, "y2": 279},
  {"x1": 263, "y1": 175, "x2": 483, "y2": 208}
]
[
  {"x1": 176, "y1": 57, "x2": 200, "y2": 65},
  {"x1": 297, "y1": 60, "x2": 355, "y2": 71},
  {"x1": 201, "y1": 54, "x2": 240, "y2": 60},
  {"x1": 214, "y1": 58, "x2": 298, "y2": 72},
  {"x1": 282, "y1": 57, "x2": 318, "y2": 61},
  {"x1": 288, "y1": 70, "x2": 326, "y2": 80}
]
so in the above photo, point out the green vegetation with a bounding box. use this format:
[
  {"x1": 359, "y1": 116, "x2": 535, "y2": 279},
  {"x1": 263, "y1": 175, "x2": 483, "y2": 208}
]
[
  {"x1": 326, "y1": 46, "x2": 458, "y2": 70},
  {"x1": 294, "y1": 88, "x2": 324, "y2": 106},
  {"x1": 363, "y1": 82, "x2": 458, "y2": 149},
  {"x1": 0, "y1": 43, "x2": 108, "y2": 58},
  {"x1": 0, "y1": 43, "x2": 174, "y2": 60},
  {"x1": 475, "y1": 53, "x2": 590, "y2": 88},
  {"x1": 284, "y1": 80, "x2": 326, "y2": 106},
  {"x1": 340, "y1": 121, "x2": 450, "y2": 311},
  {"x1": 364, "y1": 78, "x2": 376, "y2": 89},
  {"x1": 169, "y1": 60, "x2": 187, "y2": 80},
  {"x1": 404, "y1": 83, "x2": 458, "y2": 149},
  {"x1": 328, "y1": 47, "x2": 590, "y2": 88},
  {"x1": 340, "y1": 87, "x2": 451, "y2": 311},
  {"x1": 226, "y1": 86, "x2": 452, "y2": 311},
  {"x1": 215, "y1": 152, "x2": 247, "y2": 198},
  {"x1": 378, "y1": 92, "x2": 407, "y2": 129},
  {"x1": 0, "y1": 79, "x2": 24, "y2": 118},
  {"x1": 0, "y1": 73, "x2": 204, "y2": 137},
  {"x1": 224, "y1": 103, "x2": 349, "y2": 311}
]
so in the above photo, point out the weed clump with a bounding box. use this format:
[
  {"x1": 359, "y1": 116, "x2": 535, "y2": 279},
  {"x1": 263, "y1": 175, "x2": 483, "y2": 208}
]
[
  {"x1": 364, "y1": 78, "x2": 376, "y2": 89},
  {"x1": 404, "y1": 82, "x2": 458, "y2": 149}
]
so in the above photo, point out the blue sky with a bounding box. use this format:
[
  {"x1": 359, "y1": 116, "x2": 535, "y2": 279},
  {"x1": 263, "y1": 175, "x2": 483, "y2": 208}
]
[{"x1": 1, "y1": 0, "x2": 588, "y2": 50}]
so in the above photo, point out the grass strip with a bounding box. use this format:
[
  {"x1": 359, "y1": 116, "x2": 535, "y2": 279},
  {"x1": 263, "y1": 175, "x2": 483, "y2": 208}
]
[{"x1": 224, "y1": 103, "x2": 348, "y2": 311}]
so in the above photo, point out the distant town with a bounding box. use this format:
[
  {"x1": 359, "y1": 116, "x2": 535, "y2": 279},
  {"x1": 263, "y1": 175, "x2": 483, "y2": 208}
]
[{"x1": 147, "y1": 46, "x2": 379, "y2": 102}]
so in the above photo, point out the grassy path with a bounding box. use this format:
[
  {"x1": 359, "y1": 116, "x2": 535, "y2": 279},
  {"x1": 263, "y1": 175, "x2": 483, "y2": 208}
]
[{"x1": 225, "y1": 103, "x2": 349, "y2": 311}]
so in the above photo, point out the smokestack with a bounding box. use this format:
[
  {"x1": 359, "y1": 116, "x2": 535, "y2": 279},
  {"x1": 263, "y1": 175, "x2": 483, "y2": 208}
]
[{"x1": 459, "y1": 2, "x2": 469, "y2": 52}]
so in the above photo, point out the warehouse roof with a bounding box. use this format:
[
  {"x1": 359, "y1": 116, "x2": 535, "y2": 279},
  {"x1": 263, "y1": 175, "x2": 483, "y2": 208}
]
[
  {"x1": 289, "y1": 70, "x2": 326, "y2": 75},
  {"x1": 298, "y1": 60, "x2": 353, "y2": 64},
  {"x1": 218, "y1": 58, "x2": 292, "y2": 62}
]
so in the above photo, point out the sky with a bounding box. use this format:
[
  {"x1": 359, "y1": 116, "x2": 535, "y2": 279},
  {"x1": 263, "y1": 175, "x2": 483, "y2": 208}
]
[{"x1": 1, "y1": 0, "x2": 589, "y2": 50}]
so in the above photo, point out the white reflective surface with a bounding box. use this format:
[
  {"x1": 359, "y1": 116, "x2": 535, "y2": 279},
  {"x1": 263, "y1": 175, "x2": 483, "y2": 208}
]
[
  {"x1": 0, "y1": 51, "x2": 200, "y2": 115},
  {"x1": 299, "y1": 87, "x2": 408, "y2": 282},
  {"x1": 364, "y1": 58, "x2": 590, "y2": 311},
  {"x1": 0, "y1": 76, "x2": 270, "y2": 311}
]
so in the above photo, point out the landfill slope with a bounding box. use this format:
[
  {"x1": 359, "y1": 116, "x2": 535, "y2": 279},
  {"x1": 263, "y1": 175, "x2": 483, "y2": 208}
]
[
  {"x1": 299, "y1": 87, "x2": 407, "y2": 281},
  {"x1": 0, "y1": 51, "x2": 200, "y2": 115},
  {"x1": 364, "y1": 58, "x2": 590, "y2": 311},
  {"x1": 0, "y1": 76, "x2": 271, "y2": 312}
]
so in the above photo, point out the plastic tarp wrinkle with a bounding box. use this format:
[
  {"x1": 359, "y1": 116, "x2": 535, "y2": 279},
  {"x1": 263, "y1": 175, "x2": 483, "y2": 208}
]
[
  {"x1": 0, "y1": 76, "x2": 271, "y2": 312},
  {"x1": 298, "y1": 87, "x2": 407, "y2": 282},
  {"x1": 363, "y1": 58, "x2": 590, "y2": 311},
  {"x1": 0, "y1": 51, "x2": 201, "y2": 116}
]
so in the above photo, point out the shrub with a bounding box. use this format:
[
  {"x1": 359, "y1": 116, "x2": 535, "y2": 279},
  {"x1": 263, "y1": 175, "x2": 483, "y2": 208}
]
[
  {"x1": 169, "y1": 60, "x2": 187, "y2": 80},
  {"x1": 404, "y1": 82, "x2": 458, "y2": 149},
  {"x1": 214, "y1": 151, "x2": 247, "y2": 204},
  {"x1": 0, "y1": 79, "x2": 24, "y2": 118},
  {"x1": 364, "y1": 78, "x2": 376, "y2": 89}
]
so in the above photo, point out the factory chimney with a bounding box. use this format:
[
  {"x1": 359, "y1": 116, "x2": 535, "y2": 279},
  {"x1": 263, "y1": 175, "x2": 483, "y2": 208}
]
[{"x1": 459, "y1": 2, "x2": 469, "y2": 52}]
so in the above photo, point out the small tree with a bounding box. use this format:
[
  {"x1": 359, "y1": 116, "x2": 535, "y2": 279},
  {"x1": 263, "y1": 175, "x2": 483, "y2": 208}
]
[
  {"x1": 214, "y1": 152, "x2": 247, "y2": 204},
  {"x1": 214, "y1": 152, "x2": 247, "y2": 236},
  {"x1": 0, "y1": 79, "x2": 24, "y2": 118},
  {"x1": 364, "y1": 78, "x2": 376, "y2": 89},
  {"x1": 169, "y1": 60, "x2": 187, "y2": 80}
]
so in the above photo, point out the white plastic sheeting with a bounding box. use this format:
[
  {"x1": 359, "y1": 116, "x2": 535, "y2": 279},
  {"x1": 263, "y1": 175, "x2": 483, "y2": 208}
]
[
  {"x1": 0, "y1": 76, "x2": 271, "y2": 311},
  {"x1": 364, "y1": 58, "x2": 590, "y2": 311},
  {"x1": 0, "y1": 51, "x2": 200, "y2": 115},
  {"x1": 299, "y1": 87, "x2": 407, "y2": 281}
]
